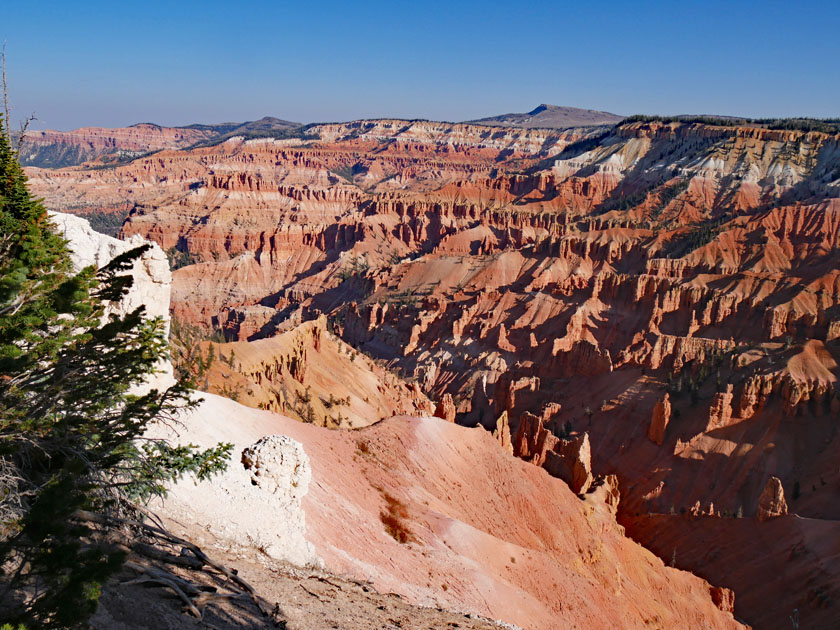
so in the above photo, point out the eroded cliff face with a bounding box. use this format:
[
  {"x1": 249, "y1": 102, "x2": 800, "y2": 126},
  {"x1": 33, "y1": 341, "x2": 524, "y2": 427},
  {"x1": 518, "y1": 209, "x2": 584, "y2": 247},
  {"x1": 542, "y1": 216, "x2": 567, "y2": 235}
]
[
  {"x1": 26, "y1": 118, "x2": 840, "y2": 628},
  {"x1": 189, "y1": 316, "x2": 433, "y2": 428}
]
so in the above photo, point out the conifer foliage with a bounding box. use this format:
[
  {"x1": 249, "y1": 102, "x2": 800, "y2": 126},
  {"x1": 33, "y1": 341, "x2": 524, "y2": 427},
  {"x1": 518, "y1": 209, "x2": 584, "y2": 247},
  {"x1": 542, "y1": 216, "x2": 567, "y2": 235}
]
[{"x1": 0, "y1": 115, "x2": 231, "y2": 628}]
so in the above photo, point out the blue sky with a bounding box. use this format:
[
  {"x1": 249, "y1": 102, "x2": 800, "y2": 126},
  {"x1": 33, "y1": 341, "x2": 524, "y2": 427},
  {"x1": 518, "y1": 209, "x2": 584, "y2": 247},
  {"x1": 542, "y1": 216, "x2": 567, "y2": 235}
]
[{"x1": 3, "y1": 0, "x2": 839, "y2": 130}]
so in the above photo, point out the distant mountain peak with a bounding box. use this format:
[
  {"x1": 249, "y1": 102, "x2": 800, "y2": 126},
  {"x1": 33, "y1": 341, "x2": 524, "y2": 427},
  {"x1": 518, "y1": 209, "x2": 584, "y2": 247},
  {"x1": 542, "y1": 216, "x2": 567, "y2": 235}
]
[
  {"x1": 528, "y1": 104, "x2": 554, "y2": 114},
  {"x1": 467, "y1": 104, "x2": 624, "y2": 129}
]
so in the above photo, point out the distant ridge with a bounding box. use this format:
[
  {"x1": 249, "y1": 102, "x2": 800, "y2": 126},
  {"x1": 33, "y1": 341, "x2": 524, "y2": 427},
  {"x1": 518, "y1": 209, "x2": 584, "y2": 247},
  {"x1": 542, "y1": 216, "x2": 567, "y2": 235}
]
[
  {"x1": 186, "y1": 116, "x2": 305, "y2": 146},
  {"x1": 17, "y1": 116, "x2": 305, "y2": 168},
  {"x1": 466, "y1": 104, "x2": 624, "y2": 129}
]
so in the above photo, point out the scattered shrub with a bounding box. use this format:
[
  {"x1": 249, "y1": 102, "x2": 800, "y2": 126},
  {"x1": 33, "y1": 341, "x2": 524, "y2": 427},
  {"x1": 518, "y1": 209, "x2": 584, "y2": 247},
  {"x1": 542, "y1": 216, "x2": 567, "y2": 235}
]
[{"x1": 379, "y1": 492, "x2": 415, "y2": 544}]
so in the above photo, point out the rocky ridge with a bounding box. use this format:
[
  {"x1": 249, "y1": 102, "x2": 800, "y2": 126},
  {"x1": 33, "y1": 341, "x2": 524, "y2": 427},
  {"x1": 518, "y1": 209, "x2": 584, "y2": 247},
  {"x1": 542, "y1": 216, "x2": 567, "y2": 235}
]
[
  {"x1": 20, "y1": 123, "x2": 217, "y2": 168},
  {"x1": 18, "y1": 117, "x2": 305, "y2": 168},
  {"x1": 189, "y1": 316, "x2": 434, "y2": 428}
]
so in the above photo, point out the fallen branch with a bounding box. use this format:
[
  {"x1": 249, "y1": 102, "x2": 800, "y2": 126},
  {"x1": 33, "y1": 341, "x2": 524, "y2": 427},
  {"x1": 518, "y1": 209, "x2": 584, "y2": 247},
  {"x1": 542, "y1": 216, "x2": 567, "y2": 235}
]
[
  {"x1": 315, "y1": 575, "x2": 343, "y2": 589},
  {"x1": 299, "y1": 584, "x2": 321, "y2": 599},
  {"x1": 192, "y1": 591, "x2": 251, "y2": 609},
  {"x1": 121, "y1": 560, "x2": 256, "y2": 620},
  {"x1": 124, "y1": 561, "x2": 203, "y2": 596}
]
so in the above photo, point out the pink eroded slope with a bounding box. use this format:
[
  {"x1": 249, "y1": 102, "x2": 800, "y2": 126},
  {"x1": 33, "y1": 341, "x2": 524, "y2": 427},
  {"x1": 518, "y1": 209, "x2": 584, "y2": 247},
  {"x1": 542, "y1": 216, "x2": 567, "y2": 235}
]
[{"x1": 174, "y1": 394, "x2": 743, "y2": 630}]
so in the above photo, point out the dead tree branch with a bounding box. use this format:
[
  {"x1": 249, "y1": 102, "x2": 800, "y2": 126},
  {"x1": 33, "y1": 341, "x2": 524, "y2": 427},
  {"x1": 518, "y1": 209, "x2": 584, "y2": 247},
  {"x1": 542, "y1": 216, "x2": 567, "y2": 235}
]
[{"x1": 2, "y1": 41, "x2": 11, "y2": 143}]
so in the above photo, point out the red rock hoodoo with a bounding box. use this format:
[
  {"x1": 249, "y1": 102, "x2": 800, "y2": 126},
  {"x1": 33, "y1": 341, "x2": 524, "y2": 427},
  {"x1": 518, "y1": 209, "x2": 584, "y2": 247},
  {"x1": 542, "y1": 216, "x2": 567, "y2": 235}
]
[
  {"x1": 757, "y1": 476, "x2": 789, "y2": 522},
  {"x1": 648, "y1": 393, "x2": 671, "y2": 445}
]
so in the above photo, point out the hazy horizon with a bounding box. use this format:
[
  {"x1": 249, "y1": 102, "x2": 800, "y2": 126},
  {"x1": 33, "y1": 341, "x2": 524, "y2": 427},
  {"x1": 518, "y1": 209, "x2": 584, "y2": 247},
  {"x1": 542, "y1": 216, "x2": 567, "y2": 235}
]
[{"x1": 4, "y1": 0, "x2": 839, "y2": 131}]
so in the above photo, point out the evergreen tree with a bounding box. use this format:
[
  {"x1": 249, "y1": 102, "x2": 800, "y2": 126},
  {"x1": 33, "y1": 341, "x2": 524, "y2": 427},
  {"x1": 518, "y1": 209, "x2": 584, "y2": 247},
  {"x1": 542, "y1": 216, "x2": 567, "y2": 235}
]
[{"x1": 0, "y1": 114, "x2": 231, "y2": 628}]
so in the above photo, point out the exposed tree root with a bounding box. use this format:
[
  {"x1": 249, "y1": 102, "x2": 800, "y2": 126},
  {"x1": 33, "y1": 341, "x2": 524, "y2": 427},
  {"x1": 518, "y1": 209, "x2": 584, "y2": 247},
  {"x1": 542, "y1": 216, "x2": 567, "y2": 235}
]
[{"x1": 72, "y1": 507, "x2": 279, "y2": 623}]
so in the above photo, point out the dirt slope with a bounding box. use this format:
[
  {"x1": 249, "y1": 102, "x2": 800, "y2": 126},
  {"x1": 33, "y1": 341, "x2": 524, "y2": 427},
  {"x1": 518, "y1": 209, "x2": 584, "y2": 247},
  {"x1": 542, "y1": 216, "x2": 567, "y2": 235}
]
[{"x1": 93, "y1": 543, "x2": 512, "y2": 630}]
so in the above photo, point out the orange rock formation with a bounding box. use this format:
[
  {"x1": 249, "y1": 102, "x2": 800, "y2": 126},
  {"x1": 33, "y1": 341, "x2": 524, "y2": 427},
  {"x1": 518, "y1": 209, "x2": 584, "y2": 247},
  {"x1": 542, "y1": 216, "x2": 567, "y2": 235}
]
[
  {"x1": 648, "y1": 393, "x2": 671, "y2": 445},
  {"x1": 20, "y1": 123, "x2": 215, "y2": 167},
  {"x1": 186, "y1": 316, "x2": 432, "y2": 427}
]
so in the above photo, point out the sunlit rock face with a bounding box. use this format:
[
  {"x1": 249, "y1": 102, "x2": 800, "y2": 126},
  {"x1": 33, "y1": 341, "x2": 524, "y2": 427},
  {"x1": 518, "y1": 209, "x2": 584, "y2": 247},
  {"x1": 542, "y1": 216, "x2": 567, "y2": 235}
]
[{"x1": 20, "y1": 123, "x2": 216, "y2": 167}]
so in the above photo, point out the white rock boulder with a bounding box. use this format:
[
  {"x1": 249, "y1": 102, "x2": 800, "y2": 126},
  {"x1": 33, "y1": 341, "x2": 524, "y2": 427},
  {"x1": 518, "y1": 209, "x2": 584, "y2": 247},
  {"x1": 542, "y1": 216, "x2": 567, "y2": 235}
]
[{"x1": 241, "y1": 434, "x2": 311, "y2": 500}]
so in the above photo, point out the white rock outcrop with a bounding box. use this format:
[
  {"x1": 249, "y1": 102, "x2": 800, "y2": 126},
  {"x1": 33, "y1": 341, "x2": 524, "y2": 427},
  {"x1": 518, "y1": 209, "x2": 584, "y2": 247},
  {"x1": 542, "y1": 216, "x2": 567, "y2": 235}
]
[
  {"x1": 49, "y1": 211, "x2": 172, "y2": 335},
  {"x1": 50, "y1": 211, "x2": 174, "y2": 386},
  {"x1": 241, "y1": 435, "x2": 311, "y2": 499}
]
